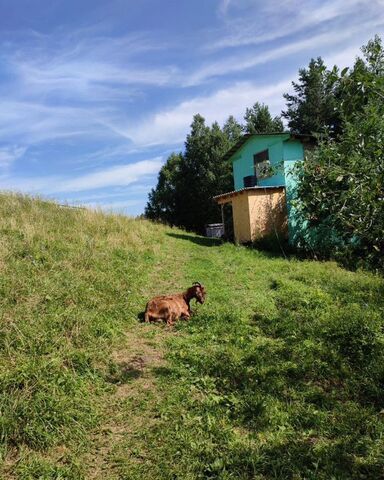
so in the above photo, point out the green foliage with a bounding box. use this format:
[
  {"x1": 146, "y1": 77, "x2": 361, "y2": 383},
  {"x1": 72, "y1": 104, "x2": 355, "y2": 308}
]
[
  {"x1": 222, "y1": 115, "x2": 243, "y2": 142},
  {"x1": 145, "y1": 152, "x2": 184, "y2": 224},
  {"x1": 282, "y1": 57, "x2": 341, "y2": 136},
  {"x1": 292, "y1": 36, "x2": 384, "y2": 270},
  {"x1": 243, "y1": 102, "x2": 284, "y2": 134},
  {"x1": 338, "y1": 35, "x2": 384, "y2": 122},
  {"x1": 146, "y1": 114, "x2": 235, "y2": 233}
]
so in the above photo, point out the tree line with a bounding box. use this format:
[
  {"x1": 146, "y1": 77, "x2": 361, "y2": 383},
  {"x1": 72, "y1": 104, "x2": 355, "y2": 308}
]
[
  {"x1": 145, "y1": 104, "x2": 283, "y2": 233},
  {"x1": 145, "y1": 36, "x2": 384, "y2": 270}
]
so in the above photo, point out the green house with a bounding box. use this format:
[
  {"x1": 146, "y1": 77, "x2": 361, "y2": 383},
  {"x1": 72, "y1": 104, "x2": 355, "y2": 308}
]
[{"x1": 214, "y1": 133, "x2": 314, "y2": 244}]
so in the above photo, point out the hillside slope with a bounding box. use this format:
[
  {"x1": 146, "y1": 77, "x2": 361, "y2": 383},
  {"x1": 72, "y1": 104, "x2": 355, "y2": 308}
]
[{"x1": 0, "y1": 193, "x2": 383, "y2": 479}]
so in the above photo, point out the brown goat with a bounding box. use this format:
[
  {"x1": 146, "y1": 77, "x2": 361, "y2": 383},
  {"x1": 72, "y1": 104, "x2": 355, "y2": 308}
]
[{"x1": 144, "y1": 282, "x2": 206, "y2": 325}]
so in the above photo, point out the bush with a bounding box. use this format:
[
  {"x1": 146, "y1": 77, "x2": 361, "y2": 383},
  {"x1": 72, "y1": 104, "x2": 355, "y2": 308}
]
[{"x1": 293, "y1": 37, "x2": 384, "y2": 271}]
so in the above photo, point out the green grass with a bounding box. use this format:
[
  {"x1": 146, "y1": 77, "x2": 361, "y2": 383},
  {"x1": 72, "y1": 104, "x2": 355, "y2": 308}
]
[{"x1": 0, "y1": 193, "x2": 383, "y2": 479}]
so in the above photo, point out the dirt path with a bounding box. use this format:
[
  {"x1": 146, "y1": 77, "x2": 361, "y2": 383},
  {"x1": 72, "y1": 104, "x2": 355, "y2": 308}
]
[
  {"x1": 85, "y1": 327, "x2": 169, "y2": 478},
  {"x1": 85, "y1": 233, "x2": 187, "y2": 479}
]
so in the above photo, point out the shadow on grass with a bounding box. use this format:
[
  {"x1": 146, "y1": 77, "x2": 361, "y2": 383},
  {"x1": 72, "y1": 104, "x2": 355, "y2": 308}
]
[
  {"x1": 152, "y1": 365, "x2": 174, "y2": 379},
  {"x1": 167, "y1": 231, "x2": 300, "y2": 260},
  {"x1": 166, "y1": 232, "x2": 222, "y2": 247},
  {"x1": 106, "y1": 360, "x2": 143, "y2": 384}
]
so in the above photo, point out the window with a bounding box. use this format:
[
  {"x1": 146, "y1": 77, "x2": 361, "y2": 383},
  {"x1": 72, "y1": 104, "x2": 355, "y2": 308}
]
[{"x1": 253, "y1": 149, "x2": 271, "y2": 180}]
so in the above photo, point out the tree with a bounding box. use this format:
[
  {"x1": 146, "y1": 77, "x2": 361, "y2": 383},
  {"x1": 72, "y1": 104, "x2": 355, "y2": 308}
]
[
  {"x1": 293, "y1": 37, "x2": 384, "y2": 270},
  {"x1": 282, "y1": 57, "x2": 340, "y2": 136},
  {"x1": 145, "y1": 114, "x2": 235, "y2": 233},
  {"x1": 145, "y1": 152, "x2": 183, "y2": 224},
  {"x1": 177, "y1": 116, "x2": 234, "y2": 233},
  {"x1": 223, "y1": 115, "x2": 242, "y2": 143},
  {"x1": 337, "y1": 35, "x2": 384, "y2": 122},
  {"x1": 243, "y1": 102, "x2": 284, "y2": 134}
]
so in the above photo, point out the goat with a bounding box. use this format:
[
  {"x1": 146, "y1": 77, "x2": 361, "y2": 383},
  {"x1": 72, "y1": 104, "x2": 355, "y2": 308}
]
[{"x1": 144, "y1": 282, "x2": 206, "y2": 325}]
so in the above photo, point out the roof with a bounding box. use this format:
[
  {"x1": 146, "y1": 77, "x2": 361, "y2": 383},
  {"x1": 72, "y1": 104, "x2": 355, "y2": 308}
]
[
  {"x1": 213, "y1": 185, "x2": 285, "y2": 203},
  {"x1": 222, "y1": 132, "x2": 316, "y2": 163}
]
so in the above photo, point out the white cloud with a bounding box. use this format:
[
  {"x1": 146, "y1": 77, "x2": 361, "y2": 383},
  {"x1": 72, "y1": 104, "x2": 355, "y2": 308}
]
[
  {"x1": 13, "y1": 59, "x2": 178, "y2": 100},
  {"x1": 5, "y1": 28, "x2": 178, "y2": 106},
  {"x1": 65, "y1": 186, "x2": 154, "y2": 203},
  {"x1": 123, "y1": 79, "x2": 291, "y2": 146},
  {"x1": 210, "y1": 0, "x2": 383, "y2": 50},
  {"x1": 189, "y1": 19, "x2": 384, "y2": 85},
  {"x1": 0, "y1": 100, "x2": 113, "y2": 144},
  {"x1": 57, "y1": 158, "x2": 163, "y2": 192},
  {"x1": 0, "y1": 158, "x2": 163, "y2": 194},
  {"x1": 323, "y1": 44, "x2": 362, "y2": 69},
  {"x1": 218, "y1": 0, "x2": 232, "y2": 15},
  {"x1": 0, "y1": 145, "x2": 26, "y2": 168}
]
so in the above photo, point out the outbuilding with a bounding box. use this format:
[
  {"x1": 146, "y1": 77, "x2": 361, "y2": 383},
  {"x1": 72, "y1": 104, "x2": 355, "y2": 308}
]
[{"x1": 213, "y1": 133, "x2": 314, "y2": 244}]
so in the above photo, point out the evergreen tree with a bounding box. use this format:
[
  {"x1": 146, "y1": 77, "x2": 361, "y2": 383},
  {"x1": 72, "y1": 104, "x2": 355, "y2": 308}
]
[
  {"x1": 145, "y1": 152, "x2": 183, "y2": 224},
  {"x1": 282, "y1": 57, "x2": 340, "y2": 136},
  {"x1": 223, "y1": 115, "x2": 242, "y2": 143},
  {"x1": 177, "y1": 116, "x2": 233, "y2": 232},
  {"x1": 243, "y1": 102, "x2": 284, "y2": 134},
  {"x1": 145, "y1": 114, "x2": 235, "y2": 233}
]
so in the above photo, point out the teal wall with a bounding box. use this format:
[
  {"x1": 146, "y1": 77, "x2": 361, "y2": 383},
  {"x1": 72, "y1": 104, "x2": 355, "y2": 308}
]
[{"x1": 232, "y1": 134, "x2": 300, "y2": 190}]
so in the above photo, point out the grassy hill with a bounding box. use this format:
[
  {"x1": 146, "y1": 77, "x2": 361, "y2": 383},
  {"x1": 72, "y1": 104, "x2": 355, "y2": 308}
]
[{"x1": 1, "y1": 193, "x2": 383, "y2": 479}]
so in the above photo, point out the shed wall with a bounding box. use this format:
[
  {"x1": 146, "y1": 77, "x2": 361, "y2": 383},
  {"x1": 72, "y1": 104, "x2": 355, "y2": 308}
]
[
  {"x1": 231, "y1": 194, "x2": 251, "y2": 243},
  {"x1": 248, "y1": 190, "x2": 288, "y2": 241}
]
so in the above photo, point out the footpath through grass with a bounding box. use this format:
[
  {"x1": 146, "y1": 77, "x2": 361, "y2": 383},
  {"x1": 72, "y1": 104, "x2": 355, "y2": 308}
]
[{"x1": 0, "y1": 194, "x2": 383, "y2": 479}]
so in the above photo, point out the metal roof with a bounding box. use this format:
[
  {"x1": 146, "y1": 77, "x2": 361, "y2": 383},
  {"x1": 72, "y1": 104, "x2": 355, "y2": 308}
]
[
  {"x1": 222, "y1": 132, "x2": 316, "y2": 163},
  {"x1": 213, "y1": 185, "x2": 285, "y2": 203}
]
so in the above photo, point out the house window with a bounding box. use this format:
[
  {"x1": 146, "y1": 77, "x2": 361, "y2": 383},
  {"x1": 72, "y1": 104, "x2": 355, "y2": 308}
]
[{"x1": 253, "y1": 149, "x2": 271, "y2": 180}]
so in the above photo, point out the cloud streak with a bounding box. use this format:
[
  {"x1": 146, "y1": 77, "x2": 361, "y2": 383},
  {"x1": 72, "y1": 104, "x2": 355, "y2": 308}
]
[
  {"x1": 123, "y1": 79, "x2": 291, "y2": 146},
  {"x1": 210, "y1": 0, "x2": 383, "y2": 50},
  {"x1": 189, "y1": 17, "x2": 384, "y2": 85},
  {"x1": 0, "y1": 158, "x2": 163, "y2": 194},
  {"x1": 57, "y1": 158, "x2": 163, "y2": 192},
  {"x1": 0, "y1": 145, "x2": 26, "y2": 168}
]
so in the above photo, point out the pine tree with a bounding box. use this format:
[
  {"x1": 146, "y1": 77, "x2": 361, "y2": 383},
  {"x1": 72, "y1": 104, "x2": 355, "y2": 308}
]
[
  {"x1": 145, "y1": 114, "x2": 236, "y2": 233},
  {"x1": 243, "y1": 102, "x2": 284, "y2": 134},
  {"x1": 223, "y1": 115, "x2": 242, "y2": 143},
  {"x1": 145, "y1": 152, "x2": 183, "y2": 224},
  {"x1": 282, "y1": 57, "x2": 340, "y2": 136}
]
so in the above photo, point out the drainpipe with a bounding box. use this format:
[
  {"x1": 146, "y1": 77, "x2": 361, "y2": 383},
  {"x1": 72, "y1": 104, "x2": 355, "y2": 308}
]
[{"x1": 221, "y1": 204, "x2": 225, "y2": 238}]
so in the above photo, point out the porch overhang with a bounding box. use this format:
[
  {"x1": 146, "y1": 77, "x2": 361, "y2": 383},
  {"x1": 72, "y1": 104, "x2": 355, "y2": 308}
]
[{"x1": 213, "y1": 186, "x2": 285, "y2": 205}]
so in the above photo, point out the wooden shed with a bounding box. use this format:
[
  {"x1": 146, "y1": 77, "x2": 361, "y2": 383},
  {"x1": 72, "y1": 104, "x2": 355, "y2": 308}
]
[
  {"x1": 214, "y1": 186, "x2": 288, "y2": 244},
  {"x1": 213, "y1": 133, "x2": 314, "y2": 244}
]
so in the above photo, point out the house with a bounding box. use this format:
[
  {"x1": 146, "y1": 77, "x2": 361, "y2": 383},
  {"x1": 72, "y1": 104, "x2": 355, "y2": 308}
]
[{"x1": 213, "y1": 133, "x2": 314, "y2": 244}]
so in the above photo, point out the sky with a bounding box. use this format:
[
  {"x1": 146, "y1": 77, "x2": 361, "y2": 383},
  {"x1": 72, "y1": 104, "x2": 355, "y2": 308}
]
[{"x1": 0, "y1": 0, "x2": 383, "y2": 215}]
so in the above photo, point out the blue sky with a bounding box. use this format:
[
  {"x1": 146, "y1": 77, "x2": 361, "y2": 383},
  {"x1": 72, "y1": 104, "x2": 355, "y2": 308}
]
[{"x1": 0, "y1": 0, "x2": 383, "y2": 215}]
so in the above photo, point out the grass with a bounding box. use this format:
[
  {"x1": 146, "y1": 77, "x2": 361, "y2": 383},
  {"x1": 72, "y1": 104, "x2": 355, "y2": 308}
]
[{"x1": 0, "y1": 193, "x2": 383, "y2": 479}]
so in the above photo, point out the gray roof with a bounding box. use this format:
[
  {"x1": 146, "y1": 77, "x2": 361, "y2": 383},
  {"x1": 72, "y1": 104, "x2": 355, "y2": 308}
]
[
  {"x1": 213, "y1": 185, "x2": 285, "y2": 202},
  {"x1": 222, "y1": 132, "x2": 316, "y2": 163}
]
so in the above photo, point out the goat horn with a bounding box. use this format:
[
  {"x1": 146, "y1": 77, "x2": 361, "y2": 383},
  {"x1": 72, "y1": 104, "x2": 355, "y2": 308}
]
[{"x1": 193, "y1": 282, "x2": 202, "y2": 287}]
